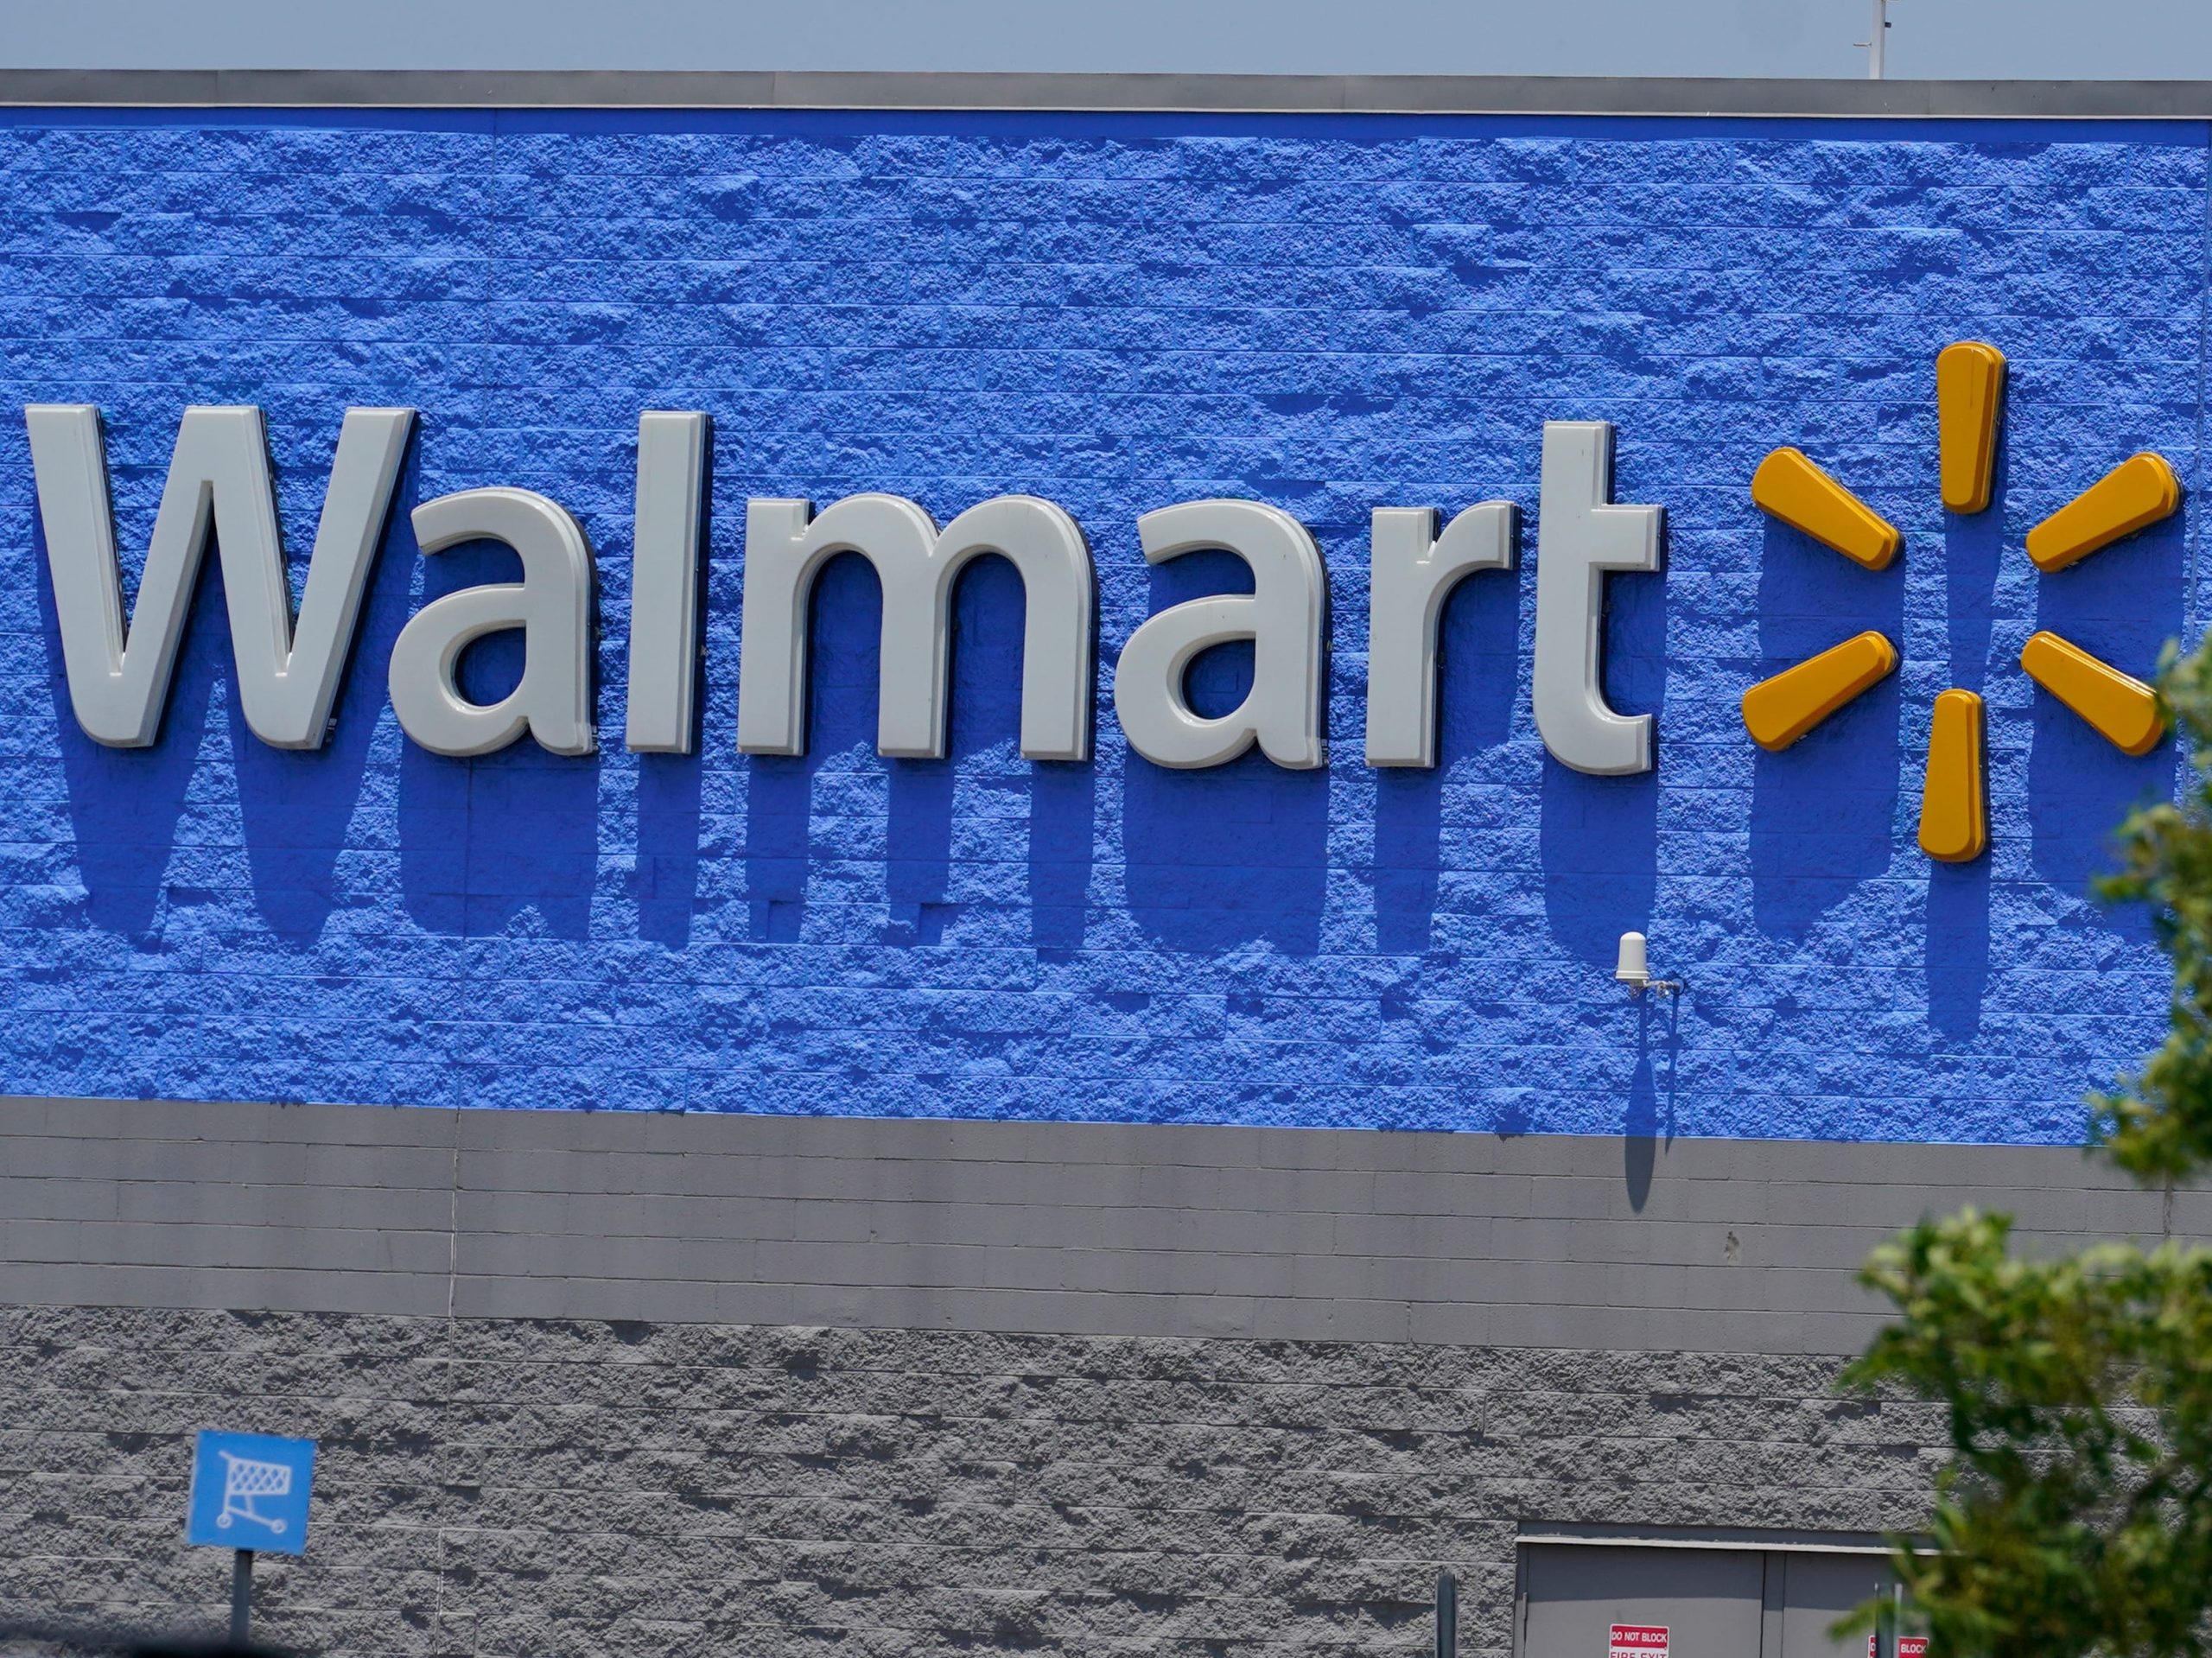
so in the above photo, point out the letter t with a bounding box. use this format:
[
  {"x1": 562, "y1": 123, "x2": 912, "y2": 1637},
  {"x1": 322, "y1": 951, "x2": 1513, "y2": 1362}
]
[{"x1": 1532, "y1": 420, "x2": 1663, "y2": 776}]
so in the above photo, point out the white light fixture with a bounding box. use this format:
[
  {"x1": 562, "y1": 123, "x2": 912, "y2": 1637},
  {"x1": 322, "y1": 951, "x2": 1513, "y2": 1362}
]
[{"x1": 1615, "y1": 931, "x2": 1683, "y2": 998}]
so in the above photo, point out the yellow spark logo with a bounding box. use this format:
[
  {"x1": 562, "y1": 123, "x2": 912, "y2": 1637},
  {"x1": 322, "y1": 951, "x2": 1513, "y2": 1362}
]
[{"x1": 1739, "y1": 341, "x2": 2181, "y2": 863}]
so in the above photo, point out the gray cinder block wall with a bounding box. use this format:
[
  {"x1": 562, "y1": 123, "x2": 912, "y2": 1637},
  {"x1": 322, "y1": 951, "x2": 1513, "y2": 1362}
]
[
  {"x1": 3, "y1": 1307, "x2": 1939, "y2": 1658},
  {"x1": 4, "y1": 1098, "x2": 2183, "y2": 1656}
]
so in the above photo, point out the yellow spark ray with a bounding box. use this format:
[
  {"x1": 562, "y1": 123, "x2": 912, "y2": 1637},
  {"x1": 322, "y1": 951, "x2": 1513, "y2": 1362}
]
[
  {"x1": 1918, "y1": 689, "x2": 1987, "y2": 864},
  {"x1": 1741, "y1": 631, "x2": 1899, "y2": 752},
  {"x1": 1751, "y1": 447, "x2": 1902, "y2": 570},
  {"x1": 2019, "y1": 631, "x2": 2166, "y2": 756},
  {"x1": 1936, "y1": 340, "x2": 2005, "y2": 514},
  {"x1": 2025, "y1": 452, "x2": 2180, "y2": 573}
]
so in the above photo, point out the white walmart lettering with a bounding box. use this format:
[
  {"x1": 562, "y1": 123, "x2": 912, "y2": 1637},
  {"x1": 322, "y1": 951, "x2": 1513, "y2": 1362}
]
[{"x1": 25, "y1": 406, "x2": 1662, "y2": 777}]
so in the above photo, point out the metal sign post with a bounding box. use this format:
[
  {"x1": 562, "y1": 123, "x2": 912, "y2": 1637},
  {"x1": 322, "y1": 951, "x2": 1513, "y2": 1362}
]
[
  {"x1": 1436, "y1": 1569, "x2": 1458, "y2": 1658},
  {"x1": 230, "y1": 1549, "x2": 254, "y2": 1644}
]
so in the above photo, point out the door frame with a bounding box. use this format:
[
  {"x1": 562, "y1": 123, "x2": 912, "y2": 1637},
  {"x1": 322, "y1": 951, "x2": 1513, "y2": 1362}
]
[{"x1": 1511, "y1": 1525, "x2": 1931, "y2": 1658}]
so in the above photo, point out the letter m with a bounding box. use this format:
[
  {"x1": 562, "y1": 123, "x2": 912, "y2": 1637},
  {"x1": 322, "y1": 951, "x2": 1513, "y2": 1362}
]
[
  {"x1": 735, "y1": 493, "x2": 1096, "y2": 761},
  {"x1": 26, "y1": 404, "x2": 413, "y2": 748}
]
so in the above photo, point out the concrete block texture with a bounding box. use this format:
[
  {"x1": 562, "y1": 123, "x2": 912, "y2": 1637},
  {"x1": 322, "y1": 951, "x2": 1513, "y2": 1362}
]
[
  {"x1": 0, "y1": 113, "x2": 2202, "y2": 1145},
  {"x1": 1, "y1": 1099, "x2": 2192, "y2": 1354},
  {"x1": 0, "y1": 1304, "x2": 1949, "y2": 1658}
]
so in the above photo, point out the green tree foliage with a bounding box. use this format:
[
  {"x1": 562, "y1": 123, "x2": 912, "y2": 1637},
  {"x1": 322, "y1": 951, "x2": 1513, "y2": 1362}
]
[{"x1": 1845, "y1": 641, "x2": 2212, "y2": 1658}]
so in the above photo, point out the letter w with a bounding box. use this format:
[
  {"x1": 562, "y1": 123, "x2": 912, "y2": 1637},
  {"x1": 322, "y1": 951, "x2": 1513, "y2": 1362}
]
[{"x1": 26, "y1": 404, "x2": 414, "y2": 748}]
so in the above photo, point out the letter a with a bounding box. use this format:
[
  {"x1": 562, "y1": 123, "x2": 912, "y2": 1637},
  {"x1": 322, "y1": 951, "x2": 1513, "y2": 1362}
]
[
  {"x1": 388, "y1": 488, "x2": 597, "y2": 757},
  {"x1": 26, "y1": 403, "x2": 414, "y2": 748},
  {"x1": 1112, "y1": 499, "x2": 1327, "y2": 770}
]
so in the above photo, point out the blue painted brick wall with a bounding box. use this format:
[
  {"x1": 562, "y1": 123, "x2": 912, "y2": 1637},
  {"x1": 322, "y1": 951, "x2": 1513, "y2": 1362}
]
[{"x1": 0, "y1": 108, "x2": 2205, "y2": 1140}]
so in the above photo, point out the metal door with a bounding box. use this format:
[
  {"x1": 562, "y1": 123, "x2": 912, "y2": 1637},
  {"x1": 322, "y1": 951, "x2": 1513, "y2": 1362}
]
[
  {"x1": 1771, "y1": 1552, "x2": 1897, "y2": 1658},
  {"x1": 1521, "y1": 1544, "x2": 1769, "y2": 1658}
]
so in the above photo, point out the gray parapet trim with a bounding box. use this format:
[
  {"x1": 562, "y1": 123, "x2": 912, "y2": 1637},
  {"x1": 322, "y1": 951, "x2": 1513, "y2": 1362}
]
[
  {"x1": 0, "y1": 1094, "x2": 2193, "y2": 1353},
  {"x1": 0, "y1": 69, "x2": 2209, "y2": 118}
]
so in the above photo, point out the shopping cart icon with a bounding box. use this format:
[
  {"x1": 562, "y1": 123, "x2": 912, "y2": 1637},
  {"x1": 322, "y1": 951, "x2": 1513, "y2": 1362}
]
[
  {"x1": 187, "y1": 1430, "x2": 315, "y2": 1556},
  {"x1": 214, "y1": 1449, "x2": 292, "y2": 1535}
]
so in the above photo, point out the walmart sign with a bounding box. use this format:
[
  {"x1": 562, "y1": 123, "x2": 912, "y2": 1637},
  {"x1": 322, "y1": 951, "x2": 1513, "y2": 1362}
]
[
  {"x1": 26, "y1": 340, "x2": 2175, "y2": 866},
  {"x1": 2, "y1": 104, "x2": 2199, "y2": 1138},
  {"x1": 28, "y1": 406, "x2": 1661, "y2": 775}
]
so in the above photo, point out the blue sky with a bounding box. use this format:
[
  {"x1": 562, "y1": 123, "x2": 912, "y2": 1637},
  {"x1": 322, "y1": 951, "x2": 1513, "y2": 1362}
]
[{"x1": 10, "y1": 0, "x2": 2212, "y2": 80}]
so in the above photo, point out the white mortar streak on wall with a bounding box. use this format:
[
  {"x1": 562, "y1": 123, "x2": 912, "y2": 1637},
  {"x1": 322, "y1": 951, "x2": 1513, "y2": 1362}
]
[
  {"x1": 2190, "y1": 126, "x2": 2212, "y2": 651},
  {"x1": 2169, "y1": 122, "x2": 2212, "y2": 842},
  {"x1": 448, "y1": 1109, "x2": 461, "y2": 1320},
  {"x1": 444, "y1": 1108, "x2": 464, "y2": 1658}
]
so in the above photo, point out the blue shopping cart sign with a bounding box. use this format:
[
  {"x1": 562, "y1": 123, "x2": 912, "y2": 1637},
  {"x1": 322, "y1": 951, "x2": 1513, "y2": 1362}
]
[{"x1": 186, "y1": 1431, "x2": 315, "y2": 1555}]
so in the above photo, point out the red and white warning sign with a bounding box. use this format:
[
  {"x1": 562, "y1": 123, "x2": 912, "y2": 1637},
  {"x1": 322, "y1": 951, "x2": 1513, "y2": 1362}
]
[
  {"x1": 1898, "y1": 1638, "x2": 1929, "y2": 1658},
  {"x1": 1610, "y1": 1624, "x2": 1669, "y2": 1658}
]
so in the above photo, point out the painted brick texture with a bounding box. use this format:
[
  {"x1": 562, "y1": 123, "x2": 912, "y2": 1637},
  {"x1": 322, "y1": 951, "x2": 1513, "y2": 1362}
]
[
  {"x1": 0, "y1": 111, "x2": 2206, "y2": 1138},
  {"x1": 0, "y1": 1305, "x2": 1948, "y2": 1658}
]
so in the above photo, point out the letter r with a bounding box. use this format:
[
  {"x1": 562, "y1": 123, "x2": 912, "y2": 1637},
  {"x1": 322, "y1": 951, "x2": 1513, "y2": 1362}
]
[{"x1": 1531, "y1": 420, "x2": 1663, "y2": 776}]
